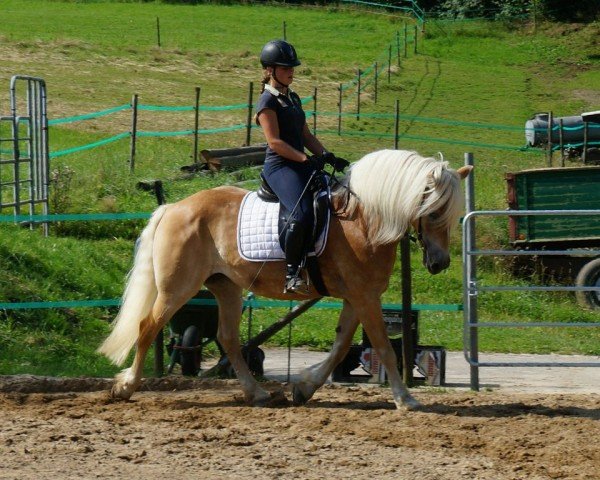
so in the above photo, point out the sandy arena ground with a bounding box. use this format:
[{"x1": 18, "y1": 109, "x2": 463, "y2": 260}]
[{"x1": 0, "y1": 371, "x2": 598, "y2": 480}]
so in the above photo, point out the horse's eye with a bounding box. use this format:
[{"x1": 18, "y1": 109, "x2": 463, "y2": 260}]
[{"x1": 428, "y1": 212, "x2": 440, "y2": 221}]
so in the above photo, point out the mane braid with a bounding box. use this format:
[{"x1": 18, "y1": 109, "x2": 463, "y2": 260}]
[{"x1": 335, "y1": 150, "x2": 463, "y2": 246}]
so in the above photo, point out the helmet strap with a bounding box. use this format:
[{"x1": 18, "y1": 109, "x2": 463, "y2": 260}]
[{"x1": 271, "y1": 67, "x2": 289, "y2": 92}]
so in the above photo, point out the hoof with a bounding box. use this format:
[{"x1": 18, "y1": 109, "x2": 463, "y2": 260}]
[
  {"x1": 397, "y1": 396, "x2": 422, "y2": 411},
  {"x1": 237, "y1": 389, "x2": 289, "y2": 407},
  {"x1": 254, "y1": 389, "x2": 289, "y2": 408},
  {"x1": 292, "y1": 384, "x2": 311, "y2": 406},
  {"x1": 110, "y1": 384, "x2": 134, "y2": 401}
]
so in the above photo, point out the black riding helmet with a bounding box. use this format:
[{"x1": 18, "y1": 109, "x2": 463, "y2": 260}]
[{"x1": 260, "y1": 40, "x2": 301, "y2": 68}]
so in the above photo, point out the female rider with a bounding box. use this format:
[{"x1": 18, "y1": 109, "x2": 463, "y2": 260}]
[{"x1": 255, "y1": 39, "x2": 348, "y2": 294}]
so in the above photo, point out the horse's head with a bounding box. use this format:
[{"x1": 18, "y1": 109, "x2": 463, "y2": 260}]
[
  {"x1": 413, "y1": 165, "x2": 472, "y2": 274},
  {"x1": 341, "y1": 150, "x2": 473, "y2": 272}
]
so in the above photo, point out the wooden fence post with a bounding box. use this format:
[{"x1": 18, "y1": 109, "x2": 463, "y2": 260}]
[
  {"x1": 313, "y1": 86, "x2": 318, "y2": 135},
  {"x1": 129, "y1": 93, "x2": 138, "y2": 173},
  {"x1": 558, "y1": 118, "x2": 564, "y2": 167},
  {"x1": 193, "y1": 86, "x2": 201, "y2": 164},
  {"x1": 414, "y1": 25, "x2": 418, "y2": 54},
  {"x1": 338, "y1": 83, "x2": 342, "y2": 135},
  {"x1": 583, "y1": 120, "x2": 589, "y2": 164},
  {"x1": 394, "y1": 99, "x2": 400, "y2": 149},
  {"x1": 547, "y1": 110, "x2": 553, "y2": 167},
  {"x1": 388, "y1": 45, "x2": 392, "y2": 83},
  {"x1": 374, "y1": 62, "x2": 378, "y2": 104},
  {"x1": 156, "y1": 17, "x2": 161, "y2": 48},
  {"x1": 400, "y1": 234, "x2": 413, "y2": 387},
  {"x1": 397, "y1": 31, "x2": 401, "y2": 67},
  {"x1": 404, "y1": 24, "x2": 408, "y2": 58},
  {"x1": 245, "y1": 82, "x2": 254, "y2": 146},
  {"x1": 357, "y1": 68, "x2": 361, "y2": 121}
]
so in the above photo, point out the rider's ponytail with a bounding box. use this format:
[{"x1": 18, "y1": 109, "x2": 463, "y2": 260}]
[{"x1": 260, "y1": 70, "x2": 271, "y2": 93}]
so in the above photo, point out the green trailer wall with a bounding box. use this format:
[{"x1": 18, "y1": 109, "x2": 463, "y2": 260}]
[{"x1": 506, "y1": 166, "x2": 600, "y2": 246}]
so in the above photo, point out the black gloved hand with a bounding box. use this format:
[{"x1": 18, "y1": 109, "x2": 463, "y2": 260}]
[
  {"x1": 306, "y1": 154, "x2": 326, "y2": 171},
  {"x1": 321, "y1": 151, "x2": 336, "y2": 167},
  {"x1": 331, "y1": 156, "x2": 350, "y2": 172},
  {"x1": 321, "y1": 151, "x2": 350, "y2": 172}
]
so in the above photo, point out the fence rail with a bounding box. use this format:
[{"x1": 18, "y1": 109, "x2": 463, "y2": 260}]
[{"x1": 462, "y1": 193, "x2": 600, "y2": 388}]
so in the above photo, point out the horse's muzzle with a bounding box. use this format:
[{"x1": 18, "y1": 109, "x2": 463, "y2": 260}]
[{"x1": 423, "y1": 248, "x2": 450, "y2": 275}]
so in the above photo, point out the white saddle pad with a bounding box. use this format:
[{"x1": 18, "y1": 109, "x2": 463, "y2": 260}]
[{"x1": 237, "y1": 191, "x2": 329, "y2": 262}]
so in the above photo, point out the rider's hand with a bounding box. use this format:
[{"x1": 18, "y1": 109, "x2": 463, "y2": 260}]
[
  {"x1": 322, "y1": 152, "x2": 350, "y2": 172},
  {"x1": 306, "y1": 154, "x2": 326, "y2": 171},
  {"x1": 331, "y1": 156, "x2": 350, "y2": 172}
]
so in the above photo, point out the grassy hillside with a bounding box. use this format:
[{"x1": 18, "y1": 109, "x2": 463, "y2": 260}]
[{"x1": 0, "y1": 1, "x2": 598, "y2": 377}]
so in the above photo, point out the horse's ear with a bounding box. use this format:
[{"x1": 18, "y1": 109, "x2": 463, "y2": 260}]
[{"x1": 456, "y1": 165, "x2": 473, "y2": 180}]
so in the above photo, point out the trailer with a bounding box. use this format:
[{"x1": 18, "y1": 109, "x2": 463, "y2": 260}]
[{"x1": 506, "y1": 165, "x2": 600, "y2": 309}]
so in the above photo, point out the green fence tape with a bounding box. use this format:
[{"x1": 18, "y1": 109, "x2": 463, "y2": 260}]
[
  {"x1": 317, "y1": 128, "x2": 542, "y2": 153},
  {"x1": 552, "y1": 124, "x2": 600, "y2": 131},
  {"x1": 138, "y1": 104, "x2": 195, "y2": 112},
  {"x1": 0, "y1": 212, "x2": 151, "y2": 223},
  {"x1": 49, "y1": 132, "x2": 130, "y2": 158},
  {"x1": 318, "y1": 110, "x2": 526, "y2": 132},
  {"x1": 0, "y1": 299, "x2": 122, "y2": 310},
  {"x1": 0, "y1": 297, "x2": 462, "y2": 312},
  {"x1": 48, "y1": 104, "x2": 130, "y2": 125},
  {"x1": 341, "y1": 0, "x2": 422, "y2": 22},
  {"x1": 552, "y1": 140, "x2": 600, "y2": 151}
]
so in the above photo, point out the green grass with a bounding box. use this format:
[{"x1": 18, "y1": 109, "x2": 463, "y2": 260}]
[{"x1": 0, "y1": 1, "x2": 599, "y2": 377}]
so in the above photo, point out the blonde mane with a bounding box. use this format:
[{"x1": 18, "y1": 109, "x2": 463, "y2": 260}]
[{"x1": 333, "y1": 149, "x2": 464, "y2": 246}]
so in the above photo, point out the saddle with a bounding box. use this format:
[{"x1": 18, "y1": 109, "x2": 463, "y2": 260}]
[
  {"x1": 244, "y1": 172, "x2": 330, "y2": 296},
  {"x1": 257, "y1": 172, "x2": 330, "y2": 252}
]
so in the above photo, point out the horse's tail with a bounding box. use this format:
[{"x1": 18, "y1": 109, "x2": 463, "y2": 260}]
[{"x1": 97, "y1": 205, "x2": 168, "y2": 366}]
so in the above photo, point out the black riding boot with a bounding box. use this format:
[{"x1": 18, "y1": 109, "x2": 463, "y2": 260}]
[{"x1": 283, "y1": 221, "x2": 309, "y2": 294}]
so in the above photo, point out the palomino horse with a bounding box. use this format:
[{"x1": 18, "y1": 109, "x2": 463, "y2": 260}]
[{"x1": 99, "y1": 149, "x2": 471, "y2": 410}]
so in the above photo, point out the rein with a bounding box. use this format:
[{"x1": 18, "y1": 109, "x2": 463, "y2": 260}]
[
  {"x1": 327, "y1": 171, "x2": 357, "y2": 217},
  {"x1": 408, "y1": 216, "x2": 424, "y2": 248}
]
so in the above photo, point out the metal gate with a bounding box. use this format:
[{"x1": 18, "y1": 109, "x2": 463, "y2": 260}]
[
  {"x1": 462, "y1": 153, "x2": 600, "y2": 390},
  {"x1": 0, "y1": 75, "x2": 49, "y2": 224}
]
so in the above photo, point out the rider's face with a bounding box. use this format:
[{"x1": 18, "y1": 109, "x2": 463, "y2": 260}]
[{"x1": 271, "y1": 66, "x2": 294, "y2": 87}]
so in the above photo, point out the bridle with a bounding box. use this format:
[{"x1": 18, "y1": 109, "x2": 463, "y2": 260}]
[
  {"x1": 408, "y1": 216, "x2": 425, "y2": 251},
  {"x1": 326, "y1": 170, "x2": 357, "y2": 217}
]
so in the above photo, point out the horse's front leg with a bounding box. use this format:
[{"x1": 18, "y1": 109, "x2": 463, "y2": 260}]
[
  {"x1": 293, "y1": 300, "x2": 359, "y2": 405},
  {"x1": 358, "y1": 301, "x2": 420, "y2": 410}
]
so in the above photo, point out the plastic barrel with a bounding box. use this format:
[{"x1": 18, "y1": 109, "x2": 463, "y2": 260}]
[{"x1": 525, "y1": 113, "x2": 600, "y2": 147}]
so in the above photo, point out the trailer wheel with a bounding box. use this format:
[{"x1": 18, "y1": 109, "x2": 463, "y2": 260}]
[
  {"x1": 575, "y1": 258, "x2": 600, "y2": 310},
  {"x1": 180, "y1": 325, "x2": 201, "y2": 376}
]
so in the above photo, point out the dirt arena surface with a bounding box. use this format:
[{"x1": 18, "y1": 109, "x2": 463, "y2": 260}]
[{"x1": 0, "y1": 376, "x2": 598, "y2": 480}]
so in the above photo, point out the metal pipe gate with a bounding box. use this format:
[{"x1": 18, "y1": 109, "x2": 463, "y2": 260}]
[
  {"x1": 462, "y1": 153, "x2": 600, "y2": 391},
  {"x1": 0, "y1": 76, "x2": 49, "y2": 230}
]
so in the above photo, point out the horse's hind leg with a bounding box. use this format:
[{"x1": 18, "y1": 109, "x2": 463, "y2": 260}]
[
  {"x1": 111, "y1": 294, "x2": 190, "y2": 400},
  {"x1": 207, "y1": 275, "x2": 272, "y2": 406},
  {"x1": 293, "y1": 300, "x2": 359, "y2": 405}
]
